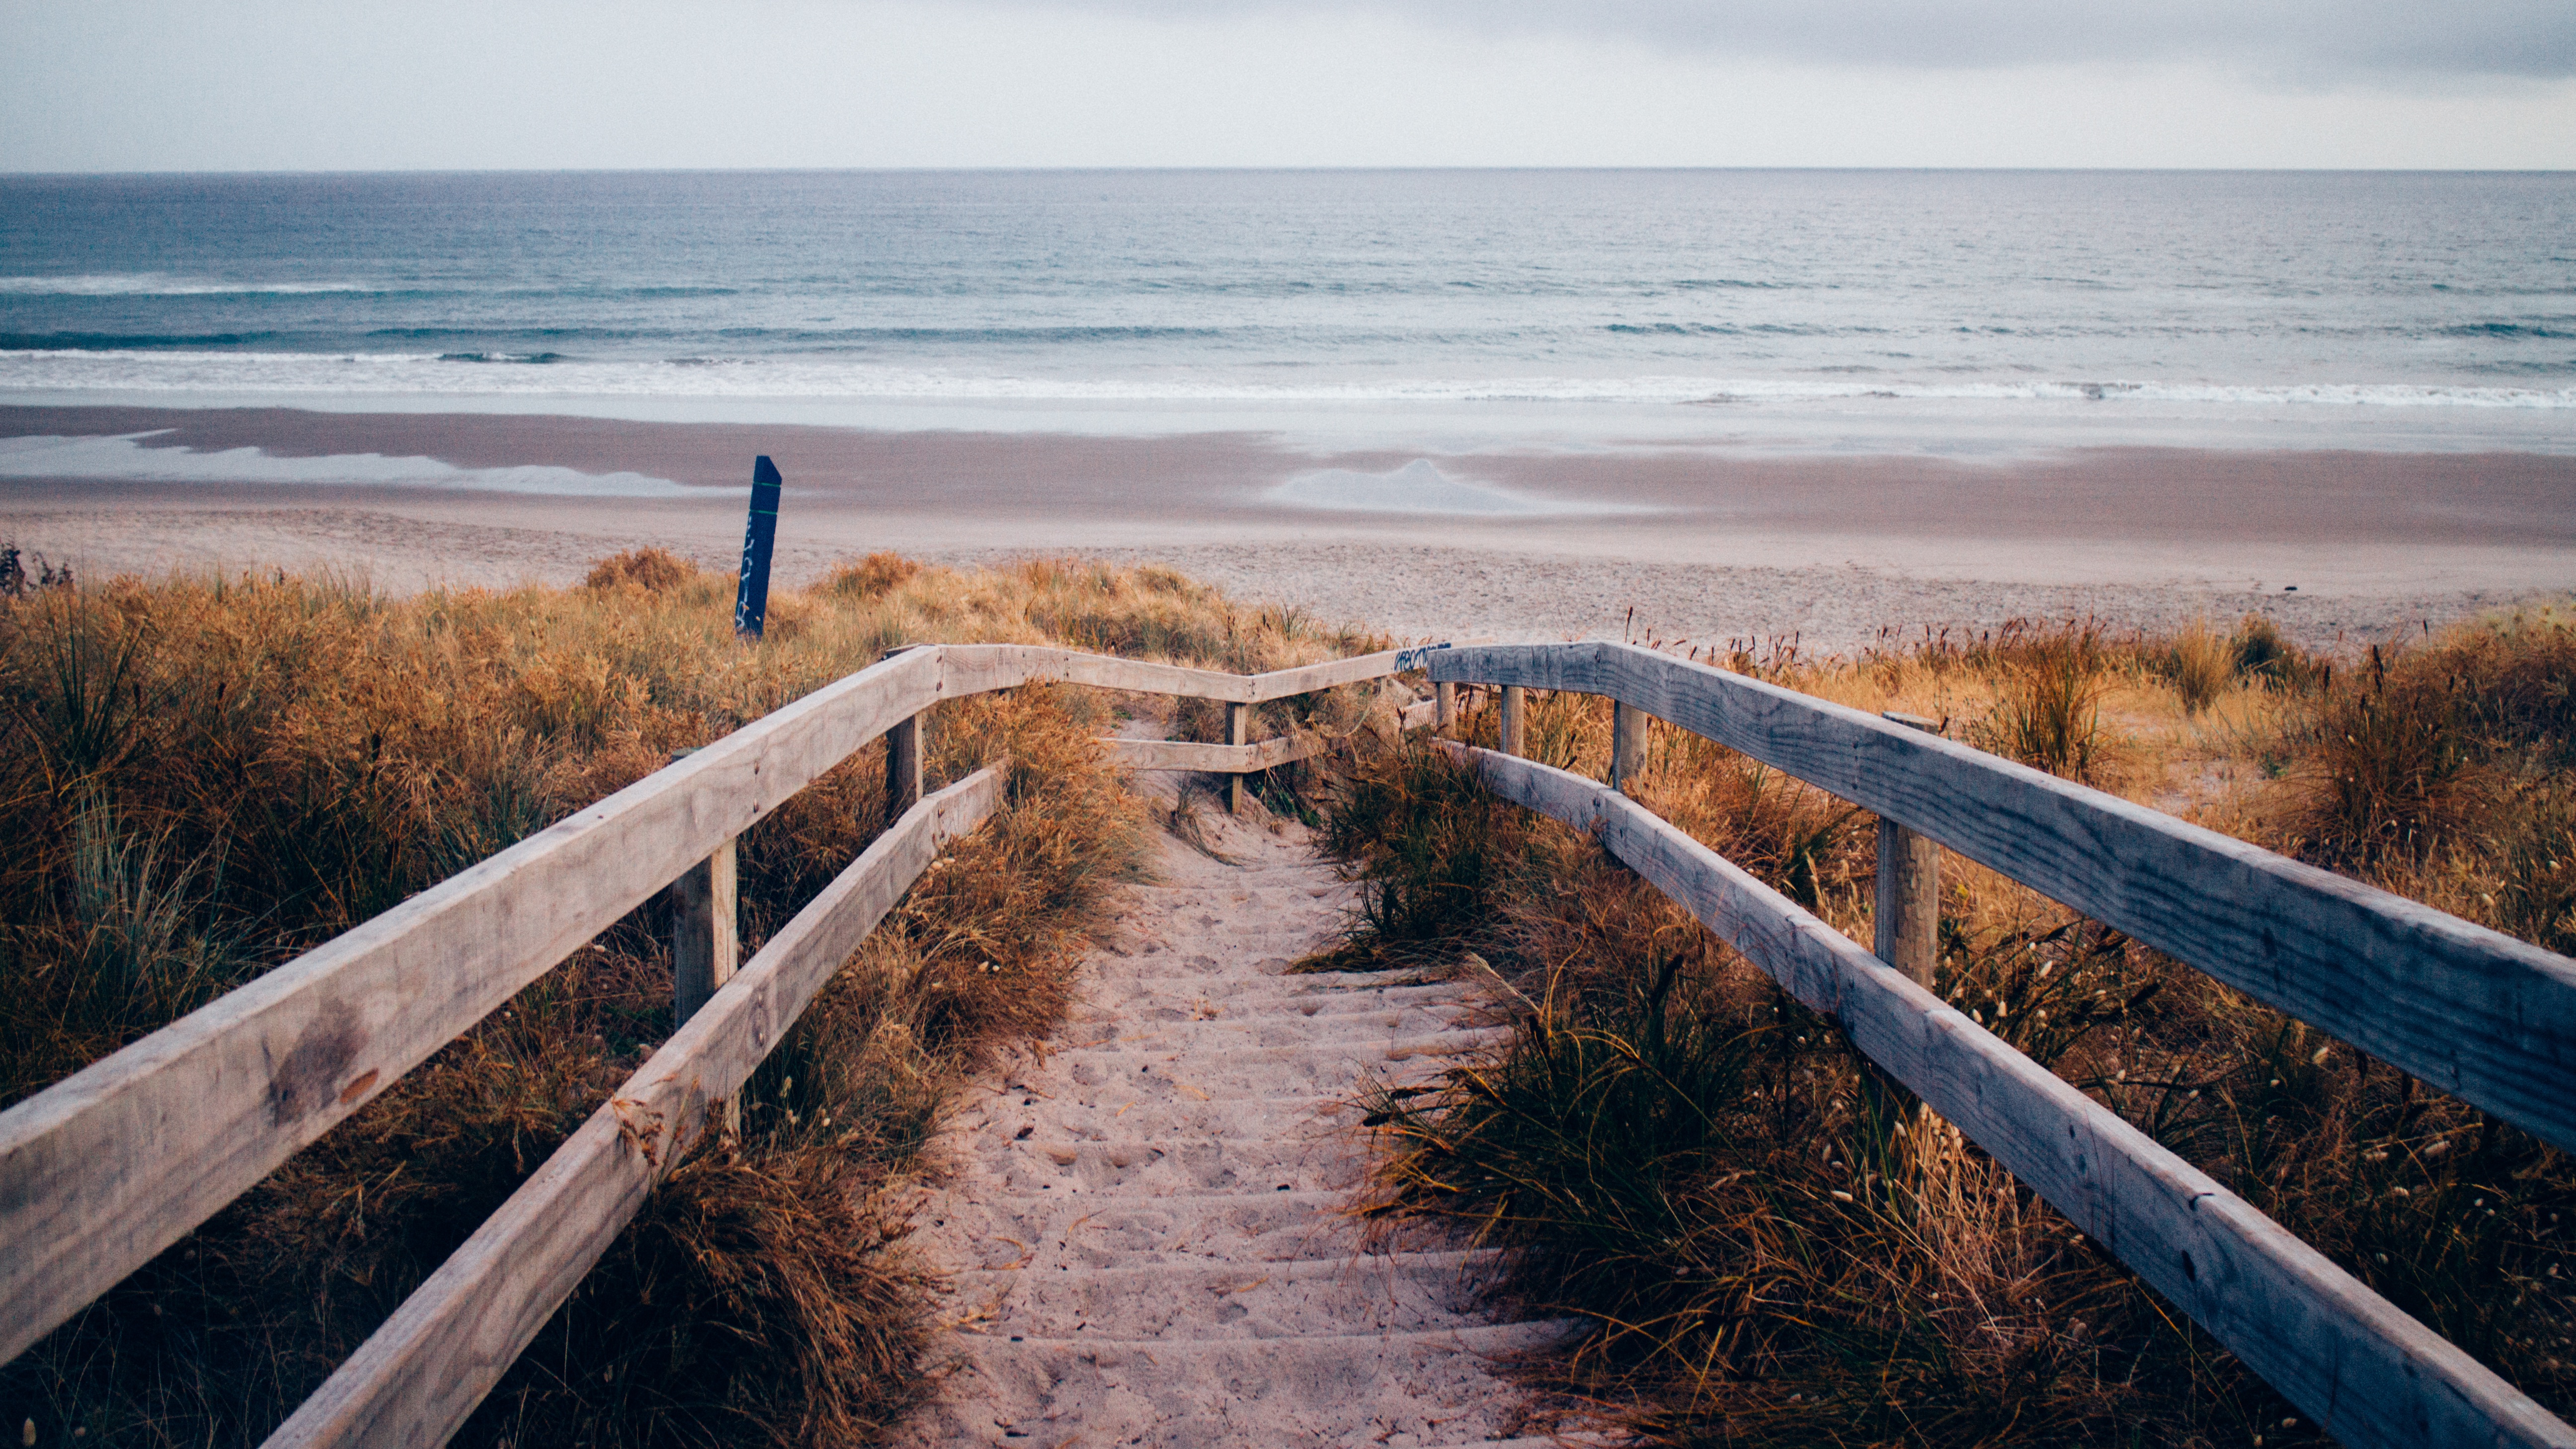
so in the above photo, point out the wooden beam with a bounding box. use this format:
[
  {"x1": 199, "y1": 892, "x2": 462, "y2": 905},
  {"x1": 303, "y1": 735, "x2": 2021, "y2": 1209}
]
[
  {"x1": 1874, "y1": 711, "x2": 1942, "y2": 987},
  {"x1": 263, "y1": 767, "x2": 1007, "y2": 1449},
  {"x1": 1103, "y1": 733, "x2": 1314, "y2": 776},
  {"x1": 1455, "y1": 744, "x2": 2576, "y2": 1449},
  {"x1": 1226, "y1": 703, "x2": 1249, "y2": 814},
  {"x1": 1874, "y1": 819, "x2": 1939, "y2": 987},
  {"x1": 1499, "y1": 685, "x2": 1526, "y2": 757},
  {"x1": 1247, "y1": 647, "x2": 1416, "y2": 702},
  {"x1": 0, "y1": 645, "x2": 951, "y2": 1367},
  {"x1": 930, "y1": 643, "x2": 1426, "y2": 707},
  {"x1": 669, "y1": 841, "x2": 738, "y2": 1027},
  {"x1": 886, "y1": 711, "x2": 923, "y2": 821},
  {"x1": 1428, "y1": 641, "x2": 2576, "y2": 1156},
  {"x1": 1610, "y1": 699, "x2": 1647, "y2": 794}
]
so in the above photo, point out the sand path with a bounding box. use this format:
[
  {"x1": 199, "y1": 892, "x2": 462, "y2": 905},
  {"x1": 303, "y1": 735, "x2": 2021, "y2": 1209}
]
[{"x1": 889, "y1": 799, "x2": 1570, "y2": 1448}]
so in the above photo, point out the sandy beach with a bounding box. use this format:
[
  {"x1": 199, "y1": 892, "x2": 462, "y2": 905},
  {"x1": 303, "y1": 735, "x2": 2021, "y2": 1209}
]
[{"x1": 3, "y1": 404, "x2": 2569, "y2": 655}]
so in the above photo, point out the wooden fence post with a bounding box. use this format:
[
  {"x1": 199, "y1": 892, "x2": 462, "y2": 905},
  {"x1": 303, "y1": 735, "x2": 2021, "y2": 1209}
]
[
  {"x1": 1499, "y1": 685, "x2": 1526, "y2": 757},
  {"x1": 1610, "y1": 700, "x2": 1648, "y2": 795},
  {"x1": 671, "y1": 839, "x2": 738, "y2": 1027},
  {"x1": 1435, "y1": 682, "x2": 1456, "y2": 736},
  {"x1": 1226, "y1": 702, "x2": 1249, "y2": 813},
  {"x1": 887, "y1": 712, "x2": 924, "y2": 821},
  {"x1": 1874, "y1": 711, "x2": 1941, "y2": 986}
]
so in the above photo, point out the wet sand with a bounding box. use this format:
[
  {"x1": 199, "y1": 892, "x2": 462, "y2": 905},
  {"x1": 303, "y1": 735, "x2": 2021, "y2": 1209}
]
[{"x1": 2, "y1": 405, "x2": 2569, "y2": 654}]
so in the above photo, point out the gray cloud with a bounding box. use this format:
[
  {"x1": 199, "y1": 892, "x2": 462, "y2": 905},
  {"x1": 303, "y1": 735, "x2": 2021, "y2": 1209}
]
[{"x1": 1056, "y1": 0, "x2": 2576, "y2": 79}]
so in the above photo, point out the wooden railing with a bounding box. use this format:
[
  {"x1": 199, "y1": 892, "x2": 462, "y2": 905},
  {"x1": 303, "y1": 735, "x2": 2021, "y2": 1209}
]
[
  {"x1": 11, "y1": 632, "x2": 2570, "y2": 1447},
  {"x1": 0, "y1": 641, "x2": 1436, "y2": 1448},
  {"x1": 1429, "y1": 641, "x2": 2576, "y2": 1449}
]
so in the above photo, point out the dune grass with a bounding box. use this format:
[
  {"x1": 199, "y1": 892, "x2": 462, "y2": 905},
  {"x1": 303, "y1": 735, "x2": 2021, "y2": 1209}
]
[
  {"x1": 1327, "y1": 609, "x2": 2576, "y2": 1447},
  {"x1": 0, "y1": 548, "x2": 1384, "y2": 1448}
]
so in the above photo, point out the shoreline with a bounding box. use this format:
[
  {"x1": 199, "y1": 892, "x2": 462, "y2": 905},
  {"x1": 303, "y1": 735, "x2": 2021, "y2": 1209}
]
[{"x1": 3, "y1": 404, "x2": 2569, "y2": 655}]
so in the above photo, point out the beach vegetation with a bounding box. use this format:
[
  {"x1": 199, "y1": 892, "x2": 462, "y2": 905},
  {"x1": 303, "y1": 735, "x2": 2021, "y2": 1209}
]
[
  {"x1": 1325, "y1": 603, "x2": 2576, "y2": 1448},
  {"x1": 0, "y1": 550, "x2": 1376, "y2": 1448}
]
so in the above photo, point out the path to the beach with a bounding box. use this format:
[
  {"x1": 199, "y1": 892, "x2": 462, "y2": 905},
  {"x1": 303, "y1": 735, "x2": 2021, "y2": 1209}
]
[{"x1": 889, "y1": 795, "x2": 1575, "y2": 1449}]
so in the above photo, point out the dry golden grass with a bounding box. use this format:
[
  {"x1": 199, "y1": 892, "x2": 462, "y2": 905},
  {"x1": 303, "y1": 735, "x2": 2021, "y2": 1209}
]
[
  {"x1": 1332, "y1": 606, "x2": 2576, "y2": 1449},
  {"x1": 0, "y1": 547, "x2": 1378, "y2": 1448}
]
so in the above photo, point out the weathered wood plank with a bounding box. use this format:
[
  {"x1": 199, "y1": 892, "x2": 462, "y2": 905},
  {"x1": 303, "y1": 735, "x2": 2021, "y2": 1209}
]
[
  {"x1": 1226, "y1": 703, "x2": 1249, "y2": 812},
  {"x1": 932, "y1": 644, "x2": 1420, "y2": 706},
  {"x1": 886, "y1": 711, "x2": 923, "y2": 819},
  {"x1": 1457, "y1": 744, "x2": 2576, "y2": 1449},
  {"x1": 1248, "y1": 647, "x2": 1414, "y2": 702},
  {"x1": 1499, "y1": 685, "x2": 1526, "y2": 757},
  {"x1": 1103, "y1": 734, "x2": 1315, "y2": 775},
  {"x1": 940, "y1": 644, "x2": 1257, "y2": 703},
  {"x1": 669, "y1": 840, "x2": 738, "y2": 1027},
  {"x1": 0, "y1": 645, "x2": 952, "y2": 1366},
  {"x1": 1874, "y1": 818, "x2": 1938, "y2": 987},
  {"x1": 264, "y1": 767, "x2": 1006, "y2": 1449},
  {"x1": 1429, "y1": 642, "x2": 2576, "y2": 1155},
  {"x1": 1610, "y1": 699, "x2": 1647, "y2": 792}
]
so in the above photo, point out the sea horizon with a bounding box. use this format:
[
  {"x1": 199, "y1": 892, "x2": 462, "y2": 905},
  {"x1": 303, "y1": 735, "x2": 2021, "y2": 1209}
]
[{"x1": 2, "y1": 167, "x2": 2568, "y2": 468}]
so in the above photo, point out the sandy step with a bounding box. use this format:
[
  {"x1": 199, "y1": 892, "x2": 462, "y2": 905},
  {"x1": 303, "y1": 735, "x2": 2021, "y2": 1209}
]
[
  {"x1": 1047, "y1": 1032, "x2": 1507, "y2": 1095},
  {"x1": 950, "y1": 1250, "x2": 1499, "y2": 1340},
  {"x1": 1074, "y1": 976, "x2": 1472, "y2": 1011},
  {"x1": 1057, "y1": 1003, "x2": 1481, "y2": 1050},
  {"x1": 967, "y1": 1137, "x2": 1363, "y2": 1196},
  {"x1": 912, "y1": 1320, "x2": 1585, "y2": 1449},
  {"x1": 949, "y1": 1091, "x2": 1360, "y2": 1143},
  {"x1": 923, "y1": 1189, "x2": 1363, "y2": 1270}
]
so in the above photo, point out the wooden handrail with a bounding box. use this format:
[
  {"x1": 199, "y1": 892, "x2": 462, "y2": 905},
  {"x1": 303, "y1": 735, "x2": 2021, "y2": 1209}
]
[
  {"x1": 8, "y1": 624, "x2": 2572, "y2": 1448},
  {"x1": 1428, "y1": 641, "x2": 2576, "y2": 1156},
  {"x1": 265, "y1": 767, "x2": 1006, "y2": 1449},
  {"x1": 0, "y1": 645, "x2": 945, "y2": 1365},
  {"x1": 0, "y1": 641, "x2": 1435, "y2": 1366},
  {"x1": 1453, "y1": 743, "x2": 2576, "y2": 1449}
]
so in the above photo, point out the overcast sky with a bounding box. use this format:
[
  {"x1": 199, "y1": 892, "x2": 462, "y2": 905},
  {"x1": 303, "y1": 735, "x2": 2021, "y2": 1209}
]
[{"x1": 3, "y1": 0, "x2": 2571, "y2": 170}]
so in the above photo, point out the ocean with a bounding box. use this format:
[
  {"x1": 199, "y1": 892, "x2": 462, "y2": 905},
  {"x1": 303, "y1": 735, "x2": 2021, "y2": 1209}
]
[{"x1": 1, "y1": 169, "x2": 2571, "y2": 456}]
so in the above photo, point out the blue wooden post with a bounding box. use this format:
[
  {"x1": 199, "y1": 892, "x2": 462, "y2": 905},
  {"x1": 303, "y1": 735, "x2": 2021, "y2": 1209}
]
[{"x1": 734, "y1": 456, "x2": 783, "y2": 640}]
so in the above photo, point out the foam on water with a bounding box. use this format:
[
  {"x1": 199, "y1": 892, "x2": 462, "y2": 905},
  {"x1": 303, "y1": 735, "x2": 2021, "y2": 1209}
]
[
  {"x1": 0, "y1": 274, "x2": 375, "y2": 297},
  {"x1": 1, "y1": 350, "x2": 2567, "y2": 410},
  {"x1": 1267, "y1": 460, "x2": 1643, "y2": 516},
  {"x1": 0, "y1": 433, "x2": 704, "y2": 496}
]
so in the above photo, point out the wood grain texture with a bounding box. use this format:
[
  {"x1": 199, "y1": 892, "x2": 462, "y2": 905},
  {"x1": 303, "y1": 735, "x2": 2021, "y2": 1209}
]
[
  {"x1": 264, "y1": 767, "x2": 1006, "y2": 1449},
  {"x1": 1227, "y1": 703, "x2": 1249, "y2": 813},
  {"x1": 1428, "y1": 642, "x2": 2576, "y2": 1155},
  {"x1": 1611, "y1": 700, "x2": 1647, "y2": 793},
  {"x1": 1499, "y1": 686, "x2": 1526, "y2": 757},
  {"x1": 1247, "y1": 648, "x2": 1416, "y2": 702},
  {"x1": 0, "y1": 645, "x2": 951, "y2": 1366},
  {"x1": 929, "y1": 644, "x2": 1418, "y2": 706},
  {"x1": 1874, "y1": 820, "x2": 1938, "y2": 987},
  {"x1": 669, "y1": 841, "x2": 738, "y2": 1026},
  {"x1": 886, "y1": 711, "x2": 924, "y2": 820},
  {"x1": 1103, "y1": 734, "x2": 1316, "y2": 775},
  {"x1": 1456, "y1": 744, "x2": 2576, "y2": 1449}
]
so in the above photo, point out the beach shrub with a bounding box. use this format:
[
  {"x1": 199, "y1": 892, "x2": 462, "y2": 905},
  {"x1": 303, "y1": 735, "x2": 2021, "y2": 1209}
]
[
  {"x1": 1970, "y1": 621, "x2": 2113, "y2": 781},
  {"x1": 826, "y1": 550, "x2": 920, "y2": 600},
  {"x1": 2158, "y1": 617, "x2": 2237, "y2": 713},
  {"x1": 584, "y1": 545, "x2": 696, "y2": 593}
]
